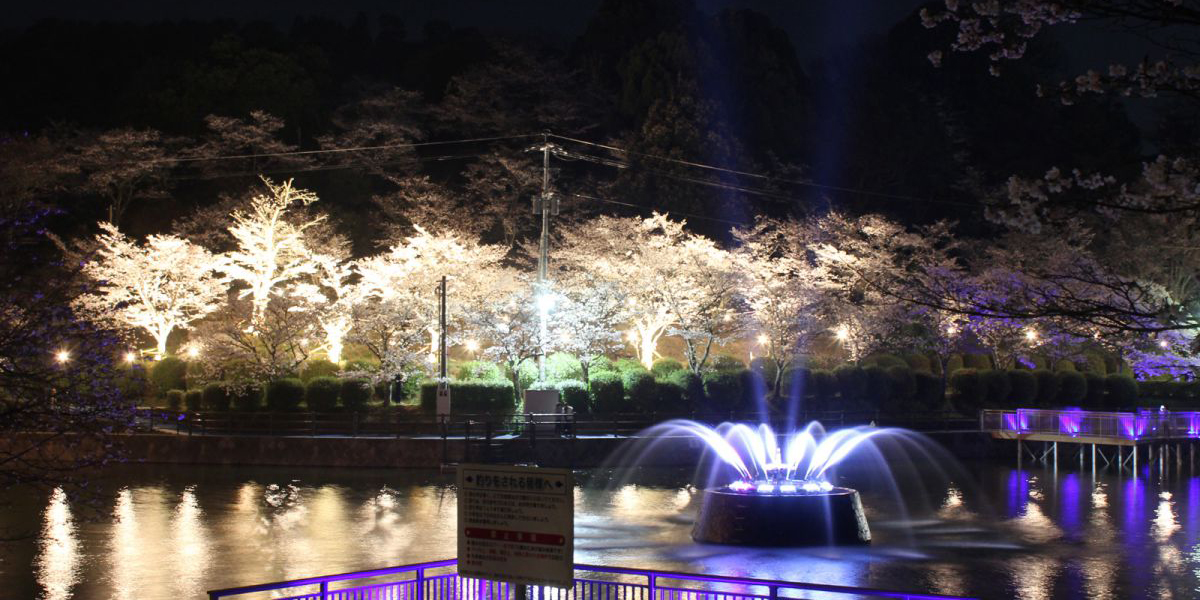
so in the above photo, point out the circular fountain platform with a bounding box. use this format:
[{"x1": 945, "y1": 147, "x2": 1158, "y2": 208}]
[{"x1": 691, "y1": 487, "x2": 871, "y2": 546}]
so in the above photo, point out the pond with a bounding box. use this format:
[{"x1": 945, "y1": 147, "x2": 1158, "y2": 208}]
[{"x1": 1, "y1": 459, "x2": 1198, "y2": 600}]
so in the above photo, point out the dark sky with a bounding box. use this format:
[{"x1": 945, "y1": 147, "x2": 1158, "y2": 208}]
[{"x1": 1, "y1": 0, "x2": 927, "y2": 61}]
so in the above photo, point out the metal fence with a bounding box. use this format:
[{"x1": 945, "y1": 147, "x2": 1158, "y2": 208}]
[
  {"x1": 981, "y1": 408, "x2": 1200, "y2": 440},
  {"x1": 139, "y1": 409, "x2": 978, "y2": 439},
  {"x1": 206, "y1": 558, "x2": 971, "y2": 600}
]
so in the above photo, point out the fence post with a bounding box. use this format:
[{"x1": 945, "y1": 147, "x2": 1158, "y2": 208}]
[
  {"x1": 768, "y1": 585, "x2": 778, "y2": 600},
  {"x1": 319, "y1": 580, "x2": 328, "y2": 600},
  {"x1": 416, "y1": 568, "x2": 425, "y2": 600},
  {"x1": 647, "y1": 574, "x2": 656, "y2": 600}
]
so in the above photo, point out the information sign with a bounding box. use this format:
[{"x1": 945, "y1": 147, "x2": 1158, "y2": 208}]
[{"x1": 457, "y1": 464, "x2": 574, "y2": 588}]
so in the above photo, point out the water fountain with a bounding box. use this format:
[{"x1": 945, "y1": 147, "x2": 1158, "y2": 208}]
[{"x1": 637, "y1": 420, "x2": 905, "y2": 546}]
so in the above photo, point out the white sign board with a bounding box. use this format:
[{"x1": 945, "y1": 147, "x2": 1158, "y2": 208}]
[
  {"x1": 457, "y1": 464, "x2": 574, "y2": 588},
  {"x1": 436, "y1": 381, "x2": 451, "y2": 415}
]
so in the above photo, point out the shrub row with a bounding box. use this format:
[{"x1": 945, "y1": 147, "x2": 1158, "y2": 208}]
[
  {"x1": 419, "y1": 380, "x2": 517, "y2": 415},
  {"x1": 165, "y1": 376, "x2": 374, "y2": 412},
  {"x1": 948, "y1": 369, "x2": 1140, "y2": 413}
]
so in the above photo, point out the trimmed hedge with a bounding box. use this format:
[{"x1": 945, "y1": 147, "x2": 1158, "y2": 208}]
[
  {"x1": 1083, "y1": 373, "x2": 1106, "y2": 407},
  {"x1": 834, "y1": 366, "x2": 866, "y2": 408},
  {"x1": 165, "y1": 389, "x2": 185, "y2": 411},
  {"x1": 419, "y1": 380, "x2": 516, "y2": 414},
  {"x1": 184, "y1": 389, "x2": 203, "y2": 411},
  {"x1": 980, "y1": 370, "x2": 1011, "y2": 408},
  {"x1": 202, "y1": 382, "x2": 231, "y2": 412},
  {"x1": 1033, "y1": 370, "x2": 1058, "y2": 407},
  {"x1": 614, "y1": 358, "x2": 647, "y2": 374},
  {"x1": 708, "y1": 354, "x2": 745, "y2": 372},
  {"x1": 949, "y1": 369, "x2": 983, "y2": 414},
  {"x1": 151, "y1": 357, "x2": 187, "y2": 395},
  {"x1": 1106, "y1": 375, "x2": 1138, "y2": 409},
  {"x1": 232, "y1": 382, "x2": 263, "y2": 412},
  {"x1": 963, "y1": 354, "x2": 992, "y2": 370},
  {"x1": 863, "y1": 366, "x2": 892, "y2": 412},
  {"x1": 623, "y1": 370, "x2": 658, "y2": 412},
  {"x1": 808, "y1": 369, "x2": 839, "y2": 411},
  {"x1": 913, "y1": 372, "x2": 942, "y2": 410},
  {"x1": 655, "y1": 379, "x2": 687, "y2": 413},
  {"x1": 589, "y1": 371, "x2": 625, "y2": 413},
  {"x1": 305, "y1": 377, "x2": 341, "y2": 412},
  {"x1": 749, "y1": 358, "x2": 779, "y2": 391},
  {"x1": 651, "y1": 358, "x2": 685, "y2": 379},
  {"x1": 1056, "y1": 371, "x2": 1087, "y2": 405},
  {"x1": 1008, "y1": 370, "x2": 1037, "y2": 406},
  {"x1": 266, "y1": 378, "x2": 305, "y2": 412},
  {"x1": 703, "y1": 371, "x2": 742, "y2": 413},
  {"x1": 904, "y1": 353, "x2": 933, "y2": 373},
  {"x1": 299, "y1": 359, "x2": 340, "y2": 382},
  {"x1": 883, "y1": 366, "x2": 917, "y2": 411},
  {"x1": 739, "y1": 369, "x2": 767, "y2": 411},
  {"x1": 668, "y1": 370, "x2": 705, "y2": 412},
  {"x1": 556, "y1": 379, "x2": 590, "y2": 413},
  {"x1": 340, "y1": 378, "x2": 373, "y2": 411}
]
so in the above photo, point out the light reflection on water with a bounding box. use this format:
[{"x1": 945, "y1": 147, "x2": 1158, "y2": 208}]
[{"x1": 5, "y1": 463, "x2": 1200, "y2": 599}]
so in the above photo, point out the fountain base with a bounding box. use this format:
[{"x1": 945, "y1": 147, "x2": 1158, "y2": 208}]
[{"x1": 691, "y1": 487, "x2": 871, "y2": 546}]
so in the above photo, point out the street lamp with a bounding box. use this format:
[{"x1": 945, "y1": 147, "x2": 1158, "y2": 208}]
[
  {"x1": 465, "y1": 339, "x2": 480, "y2": 358},
  {"x1": 1024, "y1": 328, "x2": 1039, "y2": 343},
  {"x1": 54, "y1": 350, "x2": 70, "y2": 364},
  {"x1": 834, "y1": 324, "x2": 850, "y2": 342},
  {"x1": 123, "y1": 351, "x2": 137, "y2": 364},
  {"x1": 185, "y1": 346, "x2": 200, "y2": 359}
]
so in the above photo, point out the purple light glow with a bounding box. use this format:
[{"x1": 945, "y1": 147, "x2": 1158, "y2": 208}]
[
  {"x1": 653, "y1": 420, "x2": 898, "y2": 495},
  {"x1": 1119, "y1": 414, "x2": 1147, "y2": 439},
  {"x1": 1058, "y1": 409, "x2": 1083, "y2": 436},
  {"x1": 1004, "y1": 411, "x2": 1030, "y2": 431}
]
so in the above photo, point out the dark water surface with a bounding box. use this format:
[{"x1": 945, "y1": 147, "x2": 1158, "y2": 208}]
[{"x1": 1, "y1": 460, "x2": 1198, "y2": 600}]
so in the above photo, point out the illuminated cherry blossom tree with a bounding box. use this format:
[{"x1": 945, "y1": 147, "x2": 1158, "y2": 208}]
[
  {"x1": 550, "y1": 271, "x2": 628, "y2": 383},
  {"x1": 355, "y1": 225, "x2": 506, "y2": 372},
  {"x1": 290, "y1": 253, "x2": 359, "y2": 364},
  {"x1": 219, "y1": 178, "x2": 324, "y2": 327},
  {"x1": 559, "y1": 213, "x2": 722, "y2": 370},
  {"x1": 464, "y1": 268, "x2": 542, "y2": 395},
  {"x1": 78, "y1": 223, "x2": 223, "y2": 357},
  {"x1": 733, "y1": 218, "x2": 829, "y2": 390}
]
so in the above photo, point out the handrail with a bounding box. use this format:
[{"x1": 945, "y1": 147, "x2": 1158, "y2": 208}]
[
  {"x1": 207, "y1": 557, "x2": 457, "y2": 598},
  {"x1": 207, "y1": 558, "x2": 973, "y2": 600}
]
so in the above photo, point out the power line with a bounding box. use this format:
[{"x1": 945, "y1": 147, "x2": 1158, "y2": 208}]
[
  {"x1": 124, "y1": 133, "x2": 539, "y2": 166},
  {"x1": 162, "y1": 151, "x2": 498, "y2": 182},
  {"x1": 549, "y1": 133, "x2": 977, "y2": 209}
]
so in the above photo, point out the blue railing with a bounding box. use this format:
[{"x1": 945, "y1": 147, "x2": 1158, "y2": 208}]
[{"x1": 207, "y1": 558, "x2": 973, "y2": 600}]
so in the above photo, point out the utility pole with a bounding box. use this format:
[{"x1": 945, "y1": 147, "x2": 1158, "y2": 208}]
[
  {"x1": 528, "y1": 133, "x2": 561, "y2": 381},
  {"x1": 439, "y1": 275, "x2": 448, "y2": 379}
]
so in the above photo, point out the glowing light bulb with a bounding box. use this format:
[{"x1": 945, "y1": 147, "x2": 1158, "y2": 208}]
[
  {"x1": 54, "y1": 350, "x2": 70, "y2": 364},
  {"x1": 819, "y1": 481, "x2": 834, "y2": 492},
  {"x1": 778, "y1": 483, "x2": 797, "y2": 493},
  {"x1": 756, "y1": 334, "x2": 769, "y2": 346},
  {"x1": 756, "y1": 483, "x2": 775, "y2": 494},
  {"x1": 185, "y1": 347, "x2": 200, "y2": 359},
  {"x1": 465, "y1": 339, "x2": 480, "y2": 353},
  {"x1": 1159, "y1": 339, "x2": 1170, "y2": 349},
  {"x1": 123, "y1": 352, "x2": 136, "y2": 363},
  {"x1": 801, "y1": 482, "x2": 820, "y2": 493},
  {"x1": 946, "y1": 325, "x2": 958, "y2": 337},
  {"x1": 834, "y1": 324, "x2": 850, "y2": 342},
  {"x1": 1024, "y1": 329, "x2": 1038, "y2": 342}
]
